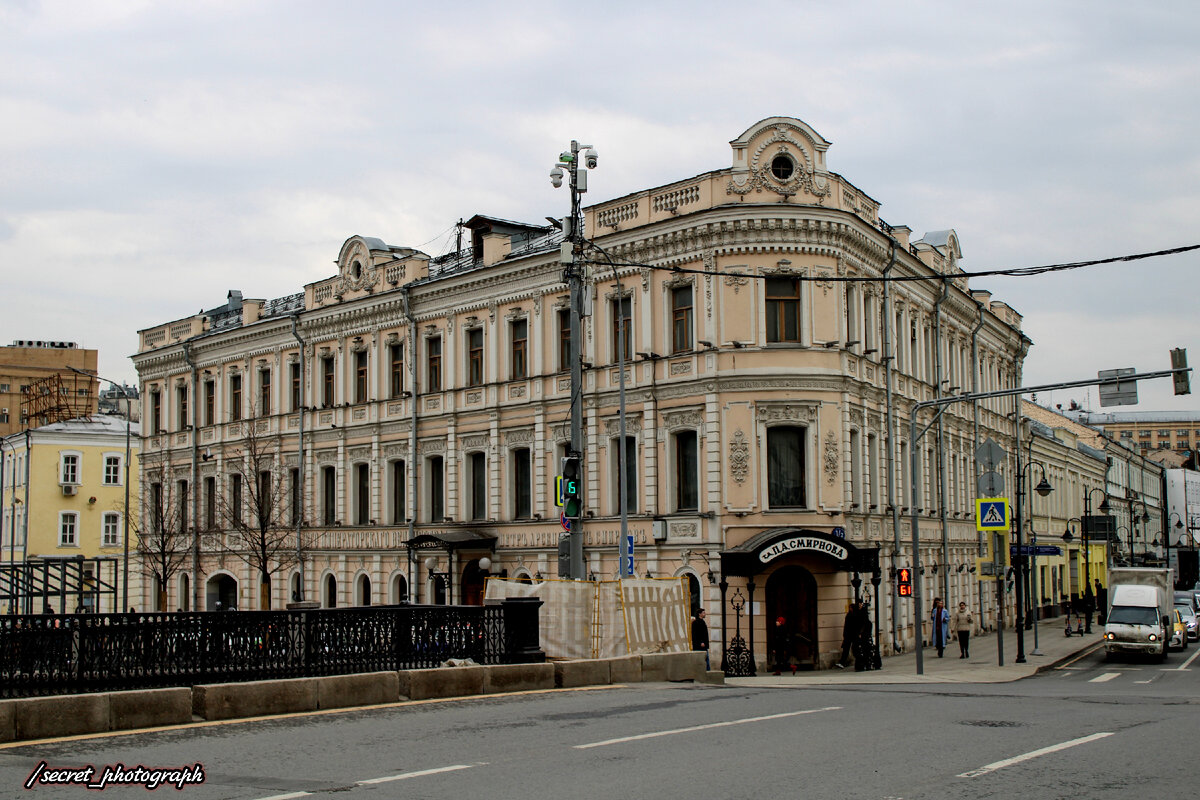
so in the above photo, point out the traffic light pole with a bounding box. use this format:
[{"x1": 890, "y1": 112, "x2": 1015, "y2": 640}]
[{"x1": 907, "y1": 362, "x2": 1188, "y2": 675}]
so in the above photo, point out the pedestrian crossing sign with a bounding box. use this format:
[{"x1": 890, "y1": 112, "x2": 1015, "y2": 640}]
[{"x1": 976, "y1": 498, "x2": 1009, "y2": 531}]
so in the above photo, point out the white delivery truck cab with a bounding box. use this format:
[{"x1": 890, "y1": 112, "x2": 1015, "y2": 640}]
[{"x1": 1104, "y1": 569, "x2": 1171, "y2": 662}]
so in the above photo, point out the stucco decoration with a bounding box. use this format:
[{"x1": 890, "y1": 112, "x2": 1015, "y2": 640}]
[
  {"x1": 504, "y1": 429, "x2": 534, "y2": 445},
  {"x1": 729, "y1": 429, "x2": 750, "y2": 484},
  {"x1": 418, "y1": 439, "x2": 446, "y2": 455},
  {"x1": 460, "y1": 434, "x2": 490, "y2": 451},
  {"x1": 335, "y1": 237, "x2": 384, "y2": 294},
  {"x1": 726, "y1": 121, "x2": 832, "y2": 202},
  {"x1": 662, "y1": 408, "x2": 703, "y2": 431},
  {"x1": 824, "y1": 430, "x2": 839, "y2": 486},
  {"x1": 605, "y1": 417, "x2": 642, "y2": 435},
  {"x1": 755, "y1": 402, "x2": 819, "y2": 425},
  {"x1": 724, "y1": 268, "x2": 749, "y2": 293}
]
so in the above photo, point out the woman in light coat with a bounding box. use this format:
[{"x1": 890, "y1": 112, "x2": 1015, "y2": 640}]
[{"x1": 950, "y1": 601, "x2": 973, "y2": 659}]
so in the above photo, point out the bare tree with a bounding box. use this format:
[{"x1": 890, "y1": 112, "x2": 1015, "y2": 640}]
[
  {"x1": 133, "y1": 450, "x2": 192, "y2": 611},
  {"x1": 213, "y1": 415, "x2": 299, "y2": 610}
]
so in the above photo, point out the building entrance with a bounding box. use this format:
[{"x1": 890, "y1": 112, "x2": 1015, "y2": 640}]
[{"x1": 766, "y1": 565, "x2": 818, "y2": 670}]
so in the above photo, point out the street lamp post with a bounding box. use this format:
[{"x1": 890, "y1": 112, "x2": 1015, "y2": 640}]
[
  {"x1": 1013, "y1": 454, "x2": 1052, "y2": 663},
  {"x1": 1168, "y1": 512, "x2": 1185, "y2": 589},
  {"x1": 71, "y1": 368, "x2": 132, "y2": 612},
  {"x1": 1081, "y1": 488, "x2": 1110, "y2": 633}
]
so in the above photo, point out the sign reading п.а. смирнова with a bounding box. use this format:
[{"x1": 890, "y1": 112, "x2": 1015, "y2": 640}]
[{"x1": 758, "y1": 536, "x2": 849, "y2": 564}]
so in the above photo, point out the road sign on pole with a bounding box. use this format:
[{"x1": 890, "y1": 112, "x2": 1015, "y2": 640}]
[
  {"x1": 977, "y1": 471, "x2": 1004, "y2": 497},
  {"x1": 974, "y1": 438, "x2": 1006, "y2": 471},
  {"x1": 620, "y1": 533, "x2": 634, "y2": 577},
  {"x1": 1098, "y1": 367, "x2": 1138, "y2": 407},
  {"x1": 976, "y1": 498, "x2": 1010, "y2": 531}
]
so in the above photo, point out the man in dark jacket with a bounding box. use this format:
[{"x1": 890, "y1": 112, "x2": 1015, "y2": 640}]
[
  {"x1": 836, "y1": 602, "x2": 861, "y2": 668},
  {"x1": 691, "y1": 609, "x2": 709, "y2": 669}
]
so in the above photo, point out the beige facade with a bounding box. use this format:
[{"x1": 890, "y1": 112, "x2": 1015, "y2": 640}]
[{"x1": 132, "y1": 117, "x2": 1030, "y2": 668}]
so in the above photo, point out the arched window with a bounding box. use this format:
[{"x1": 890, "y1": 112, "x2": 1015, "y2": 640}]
[
  {"x1": 357, "y1": 574, "x2": 372, "y2": 606},
  {"x1": 324, "y1": 573, "x2": 338, "y2": 608}
]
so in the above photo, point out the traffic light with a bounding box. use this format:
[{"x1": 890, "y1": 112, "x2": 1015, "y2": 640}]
[
  {"x1": 1171, "y1": 348, "x2": 1190, "y2": 395},
  {"x1": 561, "y1": 454, "x2": 582, "y2": 519},
  {"x1": 897, "y1": 568, "x2": 913, "y2": 597}
]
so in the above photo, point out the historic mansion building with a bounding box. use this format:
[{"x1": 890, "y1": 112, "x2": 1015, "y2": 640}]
[{"x1": 132, "y1": 116, "x2": 1028, "y2": 669}]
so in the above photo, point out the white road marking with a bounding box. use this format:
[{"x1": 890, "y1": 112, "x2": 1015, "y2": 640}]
[
  {"x1": 253, "y1": 794, "x2": 311, "y2": 800},
  {"x1": 574, "y1": 706, "x2": 842, "y2": 750},
  {"x1": 957, "y1": 732, "x2": 1114, "y2": 778},
  {"x1": 1175, "y1": 645, "x2": 1200, "y2": 671},
  {"x1": 1089, "y1": 672, "x2": 1120, "y2": 683},
  {"x1": 1135, "y1": 680, "x2": 1153, "y2": 684},
  {"x1": 356, "y1": 764, "x2": 480, "y2": 785}
]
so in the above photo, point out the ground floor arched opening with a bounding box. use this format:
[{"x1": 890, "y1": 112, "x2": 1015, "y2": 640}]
[{"x1": 206, "y1": 573, "x2": 238, "y2": 611}]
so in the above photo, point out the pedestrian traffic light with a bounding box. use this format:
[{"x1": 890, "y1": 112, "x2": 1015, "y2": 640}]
[
  {"x1": 561, "y1": 454, "x2": 582, "y2": 519},
  {"x1": 897, "y1": 568, "x2": 913, "y2": 597}
]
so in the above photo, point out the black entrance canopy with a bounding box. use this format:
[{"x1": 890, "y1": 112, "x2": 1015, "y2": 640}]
[
  {"x1": 405, "y1": 529, "x2": 498, "y2": 552},
  {"x1": 720, "y1": 528, "x2": 879, "y2": 577}
]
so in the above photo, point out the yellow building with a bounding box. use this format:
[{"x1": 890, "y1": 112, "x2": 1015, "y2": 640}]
[
  {"x1": 133, "y1": 117, "x2": 1032, "y2": 668},
  {"x1": 0, "y1": 415, "x2": 139, "y2": 613}
]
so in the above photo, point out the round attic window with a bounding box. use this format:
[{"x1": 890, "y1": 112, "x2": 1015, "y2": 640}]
[
  {"x1": 770, "y1": 155, "x2": 795, "y2": 181},
  {"x1": 352, "y1": 260, "x2": 362, "y2": 280}
]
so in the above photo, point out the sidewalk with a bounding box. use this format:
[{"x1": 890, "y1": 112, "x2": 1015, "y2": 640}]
[{"x1": 725, "y1": 616, "x2": 1103, "y2": 686}]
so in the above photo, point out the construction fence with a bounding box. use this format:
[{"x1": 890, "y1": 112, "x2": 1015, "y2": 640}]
[{"x1": 484, "y1": 577, "x2": 691, "y2": 660}]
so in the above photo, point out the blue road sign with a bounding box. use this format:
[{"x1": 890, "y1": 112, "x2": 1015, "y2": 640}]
[{"x1": 622, "y1": 533, "x2": 635, "y2": 577}]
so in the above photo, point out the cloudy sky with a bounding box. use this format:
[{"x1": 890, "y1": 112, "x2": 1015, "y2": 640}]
[{"x1": 2, "y1": 0, "x2": 1197, "y2": 411}]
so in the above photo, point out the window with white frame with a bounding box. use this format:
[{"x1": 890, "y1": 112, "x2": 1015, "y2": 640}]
[
  {"x1": 673, "y1": 430, "x2": 698, "y2": 512},
  {"x1": 767, "y1": 426, "x2": 806, "y2": 508},
  {"x1": 59, "y1": 512, "x2": 78, "y2": 546},
  {"x1": 60, "y1": 452, "x2": 80, "y2": 485},
  {"x1": 102, "y1": 512, "x2": 121, "y2": 546},
  {"x1": 103, "y1": 454, "x2": 122, "y2": 485}
]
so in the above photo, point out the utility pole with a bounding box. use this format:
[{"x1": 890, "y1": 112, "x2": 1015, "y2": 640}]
[{"x1": 551, "y1": 141, "x2": 598, "y2": 579}]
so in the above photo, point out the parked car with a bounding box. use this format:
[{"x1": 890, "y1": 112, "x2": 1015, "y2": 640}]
[
  {"x1": 1169, "y1": 609, "x2": 1187, "y2": 652},
  {"x1": 1175, "y1": 604, "x2": 1199, "y2": 642}
]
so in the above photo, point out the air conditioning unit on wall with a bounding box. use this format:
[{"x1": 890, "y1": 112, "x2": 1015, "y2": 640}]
[{"x1": 61, "y1": 485, "x2": 78, "y2": 496}]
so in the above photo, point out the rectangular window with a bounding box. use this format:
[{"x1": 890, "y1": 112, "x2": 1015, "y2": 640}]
[
  {"x1": 204, "y1": 476, "x2": 216, "y2": 530},
  {"x1": 559, "y1": 309, "x2": 572, "y2": 371},
  {"x1": 612, "y1": 297, "x2": 632, "y2": 361},
  {"x1": 390, "y1": 460, "x2": 406, "y2": 523},
  {"x1": 104, "y1": 455, "x2": 121, "y2": 485},
  {"x1": 671, "y1": 286, "x2": 693, "y2": 354},
  {"x1": 467, "y1": 329, "x2": 484, "y2": 387},
  {"x1": 429, "y1": 455, "x2": 445, "y2": 521},
  {"x1": 354, "y1": 350, "x2": 368, "y2": 403},
  {"x1": 765, "y1": 278, "x2": 800, "y2": 343},
  {"x1": 151, "y1": 390, "x2": 162, "y2": 434},
  {"x1": 102, "y1": 512, "x2": 121, "y2": 547},
  {"x1": 674, "y1": 430, "x2": 698, "y2": 511},
  {"x1": 470, "y1": 451, "x2": 487, "y2": 520},
  {"x1": 231, "y1": 474, "x2": 243, "y2": 526},
  {"x1": 289, "y1": 468, "x2": 300, "y2": 525},
  {"x1": 1120, "y1": 431, "x2": 1132, "y2": 439},
  {"x1": 258, "y1": 471, "x2": 271, "y2": 528},
  {"x1": 322, "y1": 466, "x2": 337, "y2": 525},
  {"x1": 511, "y1": 319, "x2": 528, "y2": 380},
  {"x1": 389, "y1": 343, "x2": 404, "y2": 398},
  {"x1": 229, "y1": 375, "x2": 242, "y2": 421},
  {"x1": 204, "y1": 381, "x2": 215, "y2": 426},
  {"x1": 321, "y1": 356, "x2": 335, "y2": 406},
  {"x1": 177, "y1": 385, "x2": 189, "y2": 430},
  {"x1": 290, "y1": 363, "x2": 301, "y2": 411},
  {"x1": 259, "y1": 368, "x2": 271, "y2": 415},
  {"x1": 427, "y1": 336, "x2": 442, "y2": 392},
  {"x1": 355, "y1": 462, "x2": 369, "y2": 524},
  {"x1": 619, "y1": 437, "x2": 639, "y2": 513},
  {"x1": 767, "y1": 426, "x2": 806, "y2": 507},
  {"x1": 1178, "y1": 429, "x2": 1190, "y2": 437},
  {"x1": 151, "y1": 482, "x2": 163, "y2": 534},
  {"x1": 513, "y1": 448, "x2": 531, "y2": 519},
  {"x1": 60, "y1": 454, "x2": 79, "y2": 484},
  {"x1": 60, "y1": 512, "x2": 78, "y2": 546},
  {"x1": 178, "y1": 479, "x2": 189, "y2": 532}
]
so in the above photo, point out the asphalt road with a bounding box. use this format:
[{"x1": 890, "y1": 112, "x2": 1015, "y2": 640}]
[{"x1": 2, "y1": 643, "x2": 1197, "y2": 800}]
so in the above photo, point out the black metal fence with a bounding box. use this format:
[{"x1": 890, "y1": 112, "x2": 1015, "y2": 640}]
[{"x1": 0, "y1": 599, "x2": 543, "y2": 698}]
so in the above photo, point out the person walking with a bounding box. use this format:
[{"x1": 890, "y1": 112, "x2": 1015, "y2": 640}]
[
  {"x1": 691, "y1": 608, "x2": 709, "y2": 670},
  {"x1": 950, "y1": 600, "x2": 973, "y2": 658},
  {"x1": 931, "y1": 598, "x2": 950, "y2": 658},
  {"x1": 836, "y1": 602, "x2": 860, "y2": 668}
]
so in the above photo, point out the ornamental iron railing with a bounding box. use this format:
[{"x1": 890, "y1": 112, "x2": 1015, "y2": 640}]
[{"x1": 0, "y1": 598, "x2": 543, "y2": 698}]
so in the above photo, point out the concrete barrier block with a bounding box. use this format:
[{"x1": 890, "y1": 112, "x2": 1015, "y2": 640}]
[
  {"x1": 604, "y1": 656, "x2": 642, "y2": 684},
  {"x1": 554, "y1": 659, "x2": 610, "y2": 688},
  {"x1": 667, "y1": 651, "x2": 707, "y2": 681},
  {"x1": 640, "y1": 653, "x2": 670, "y2": 682},
  {"x1": 483, "y1": 663, "x2": 554, "y2": 694},
  {"x1": 109, "y1": 688, "x2": 193, "y2": 731},
  {"x1": 15, "y1": 694, "x2": 109, "y2": 740},
  {"x1": 0, "y1": 700, "x2": 15, "y2": 743},
  {"x1": 193, "y1": 677, "x2": 318, "y2": 721},
  {"x1": 699, "y1": 670, "x2": 725, "y2": 685},
  {"x1": 316, "y1": 672, "x2": 401, "y2": 710},
  {"x1": 404, "y1": 666, "x2": 486, "y2": 701}
]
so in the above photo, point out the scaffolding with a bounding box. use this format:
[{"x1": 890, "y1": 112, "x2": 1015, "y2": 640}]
[{"x1": 21, "y1": 373, "x2": 96, "y2": 428}]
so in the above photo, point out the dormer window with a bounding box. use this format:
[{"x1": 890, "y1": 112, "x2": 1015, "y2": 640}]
[{"x1": 352, "y1": 260, "x2": 362, "y2": 280}]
